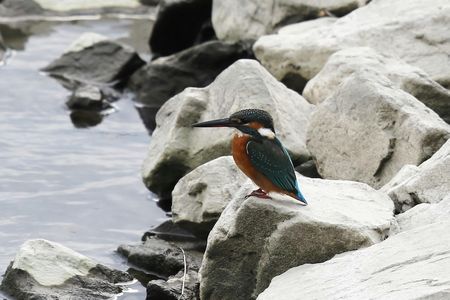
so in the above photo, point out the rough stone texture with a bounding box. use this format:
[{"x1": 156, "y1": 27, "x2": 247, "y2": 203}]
[
  {"x1": 149, "y1": 0, "x2": 215, "y2": 57},
  {"x1": 118, "y1": 236, "x2": 204, "y2": 278},
  {"x1": 391, "y1": 195, "x2": 450, "y2": 235},
  {"x1": 199, "y1": 175, "x2": 394, "y2": 300},
  {"x1": 172, "y1": 156, "x2": 246, "y2": 238},
  {"x1": 212, "y1": 0, "x2": 366, "y2": 42},
  {"x1": 128, "y1": 40, "x2": 254, "y2": 130},
  {"x1": 142, "y1": 59, "x2": 315, "y2": 197},
  {"x1": 42, "y1": 32, "x2": 145, "y2": 90},
  {"x1": 147, "y1": 269, "x2": 199, "y2": 300},
  {"x1": 142, "y1": 219, "x2": 200, "y2": 242},
  {"x1": 254, "y1": 0, "x2": 450, "y2": 88},
  {"x1": 307, "y1": 72, "x2": 450, "y2": 189},
  {"x1": 257, "y1": 221, "x2": 450, "y2": 300},
  {"x1": 0, "y1": 0, "x2": 154, "y2": 18},
  {"x1": 0, "y1": 239, "x2": 132, "y2": 300},
  {"x1": 381, "y1": 139, "x2": 450, "y2": 212},
  {"x1": 303, "y1": 47, "x2": 450, "y2": 123}
]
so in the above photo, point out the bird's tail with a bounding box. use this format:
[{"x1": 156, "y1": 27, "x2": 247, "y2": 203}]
[{"x1": 293, "y1": 181, "x2": 307, "y2": 205}]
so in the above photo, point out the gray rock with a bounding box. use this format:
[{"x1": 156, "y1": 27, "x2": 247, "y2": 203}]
[
  {"x1": 303, "y1": 47, "x2": 450, "y2": 123},
  {"x1": 0, "y1": 31, "x2": 5, "y2": 61},
  {"x1": 0, "y1": 239, "x2": 132, "y2": 300},
  {"x1": 172, "y1": 156, "x2": 246, "y2": 238},
  {"x1": 42, "y1": 32, "x2": 145, "y2": 90},
  {"x1": 66, "y1": 85, "x2": 113, "y2": 111},
  {"x1": 128, "y1": 40, "x2": 253, "y2": 130},
  {"x1": 149, "y1": 0, "x2": 215, "y2": 57},
  {"x1": 307, "y1": 72, "x2": 450, "y2": 189},
  {"x1": 381, "y1": 139, "x2": 450, "y2": 212},
  {"x1": 0, "y1": 0, "x2": 155, "y2": 19},
  {"x1": 118, "y1": 236, "x2": 204, "y2": 277},
  {"x1": 257, "y1": 221, "x2": 450, "y2": 300},
  {"x1": 199, "y1": 175, "x2": 394, "y2": 300},
  {"x1": 142, "y1": 59, "x2": 315, "y2": 197},
  {"x1": 147, "y1": 269, "x2": 199, "y2": 300},
  {"x1": 212, "y1": 0, "x2": 366, "y2": 42},
  {"x1": 254, "y1": 0, "x2": 450, "y2": 88},
  {"x1": 391, "y1": 195, "x2": 450, "y2": 234},
  {"x1": 142, "y1": 219, "x2": 200, "y2": 242}
]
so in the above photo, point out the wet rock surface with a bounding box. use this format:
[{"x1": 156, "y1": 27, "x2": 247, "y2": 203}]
[
  {"x1": 381, "y1": 139, "x2": 450, "y2": 212},
  {"x1": 307, "y1": 72, "x2": 450, "y2": 189},
  {"x1": 42, "y1": 32, "x2": 145, "y2": 90},
  {"x1": 199, "y1": 175, "x2": 394, "y2": 300},
  {"x1": 212, "y1": 0, "x2": 366, "y2": 42},
  {"x1": 258, "y1": 221, "x2": 450, "y2": 300},
  {"x1": 254, "y1": 0, "x2": 450, "y2": 88},
  {"x1": 142, "y1": 59, "x2": 315, "y2": 197},
  {"x1": 0, "y1": 239, "x2": 132, "y2": 300},
  {"x1": 128, "y1": 40, "x2": 254, "y2": 129},
  {"x1": 147, "y1": 269, "x2": 199, "y2": 300},
  {"x1": 66, "y1": 84, "x2": 113, "y2": 111},
  {"x1": 149, "y1": 0, "x2": 215, "y2": 57},
  {"x1": 303, "y1": 47, "x2": 450, "y2": 123},
  {"x1": 172, "y1": 156, "x2": 246, "y2": 238}
]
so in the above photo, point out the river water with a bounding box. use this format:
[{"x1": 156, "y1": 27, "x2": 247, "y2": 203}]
[{"x1": 0, "y1": 18, "x2": 166, "y2": 299}]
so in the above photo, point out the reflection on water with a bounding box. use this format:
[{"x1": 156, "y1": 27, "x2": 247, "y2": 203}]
[{"x1": 0, "y1": 18, "x2": 165, "y2": 299}]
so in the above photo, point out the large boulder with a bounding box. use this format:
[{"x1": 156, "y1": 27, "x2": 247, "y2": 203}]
[
  {"x1": 381, "y1": 139, "x2": 450, "y2": 212},
  {"x1": 172, "y1": 156, "x2": 246, "y2": 238},
  {"x1": 0, "y1": 239, "x2": 132, "y2": 300},
  {"x1": 142, "y1": 59, "x2": 315, "y2": 197},
  {"x1": 254, "y1": 0, "x2": 450, "y2": 89},
  {"x1": 149, "y1": 0, "x2": 215, "y2": 57},
  {"x1": 0, "y1": 0, "x2": 154, "y2": 18},
  {"x1": 42, "y1": 32, "x2": 145, "y2": 90},
  {"x1": 212, "y1": 0, "x2": 366, "y2": 42},
  {"x1": 303, "y1": 47, "x2": 450, "y2": 123},
  {"x1": 199, "y1": 175, "x2": 394, "y2": 300},
  {"x1": 307, "y1": 72, "x2": 450, "y2": 189},
  {"x1": 128, "y1": 40, "x2": 253, "y2": 130},
  {"x1": 258, "y1": 221, "x2": 450, "y2": 300}
]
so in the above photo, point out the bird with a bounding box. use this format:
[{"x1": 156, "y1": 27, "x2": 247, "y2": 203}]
[{"x1": 192, "y1": 108, "x2": 307, "y2": 205}]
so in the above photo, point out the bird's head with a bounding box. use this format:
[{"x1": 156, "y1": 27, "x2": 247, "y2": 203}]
[{"x1": 192, "y1": 109, "x2": 276, "y2": 139}]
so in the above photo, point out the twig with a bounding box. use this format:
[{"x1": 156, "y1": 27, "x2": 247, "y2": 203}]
[{"x1": 178, "y1": 246, "x2": 187, "y2": 300}]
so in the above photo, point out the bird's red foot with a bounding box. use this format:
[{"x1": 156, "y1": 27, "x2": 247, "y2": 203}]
[{"x1": 245, "y1": 188, "x2": 272, "y2": 199}]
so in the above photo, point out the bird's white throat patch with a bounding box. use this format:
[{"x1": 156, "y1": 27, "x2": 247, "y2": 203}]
[{"x1": 258, "y1": 128, "x2": 276, "y2": 139}]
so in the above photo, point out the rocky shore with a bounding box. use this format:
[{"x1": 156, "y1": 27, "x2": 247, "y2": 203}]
[{"x1": 1, "y1": 0, "x2": 450, "y2": 299}]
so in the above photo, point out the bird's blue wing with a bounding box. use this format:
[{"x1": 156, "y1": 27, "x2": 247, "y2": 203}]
[{"x1": 246, "y1": 137, "x2": 299, "y2": 195}]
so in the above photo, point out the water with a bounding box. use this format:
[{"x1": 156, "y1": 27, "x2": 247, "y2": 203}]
[{"x1": 0, "y1": 18, "x2": 166, "y2": 299}]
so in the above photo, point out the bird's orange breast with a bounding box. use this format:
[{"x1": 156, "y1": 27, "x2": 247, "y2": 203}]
[{"x1": 232, "y1": 133, "x2": 286, "y2": 195}]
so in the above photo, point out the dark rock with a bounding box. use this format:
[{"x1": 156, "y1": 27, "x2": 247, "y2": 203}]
[
  {"x1": 0, "y1": 239, "x2": 132, "y2": 300},
  {"x1": 117, "y1": 236, "x2": 203, "y2": 278},
  {"x1": 70, "y1": 110, "x2": 105, "y2": 128},
  {"x1": 295, "y1": 160, "x2": 322, "y2": 178},
  {"x1": 0, "y1": 31, "x2": 4, "y2": 62},
  {"x1": 149, "y1": 0, "x2": 215, "y2": 57},
  {"x1": 147, "y1": 270, "x2": 199, "y2": 300},
  {"x1": 142, "y1": 219, "x2": 200, "y2": 242},
  {"x1": 0, "y1": 0, "x2": 44, "y2": 17},
  {"x1": 140, "y1": 0, "x2": 161, "y2": 5},
  {"x1": 42, "y1": 33, "x2": 145, "y2": 90},
  {"x1": 128, "y1": 40, "x2": 254, "y2": 128}
]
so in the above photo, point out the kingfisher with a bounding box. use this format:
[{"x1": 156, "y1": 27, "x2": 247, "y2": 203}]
[{"x1": 193, "y1": 109, "x2": 307, "y2": 205}]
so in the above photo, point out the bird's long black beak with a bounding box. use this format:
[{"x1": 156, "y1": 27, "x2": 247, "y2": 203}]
[{"x1": 192, "y1": 118, "x2": 237, "y2": 128}]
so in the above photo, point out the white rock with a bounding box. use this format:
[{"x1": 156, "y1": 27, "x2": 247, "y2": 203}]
[
  {"x1": 199, "y1": 175, "x2": 394, "y2": 300},
  {"x1": 11, "y1": 239, "x2": 96, "y2": 286},
  {"x1": 142, "y1": 59, "x2": 315, "y2": 196},
  {"x1": 254, "y1": 0, "x2": 450, "y2": 87},
  {"x1": 391, "y1": 196, "x2": 450, "y2": 235},
  {"x1": 34, "y1": 0, "x2": 140, "y2": 11},
  {"x1": 258, "y1": 221, "x2": 450, "y2": 300},
  {"x1": 307, "y1": 72, "x2": 450, "y2": 189},
  {"x1": 382, "y1": 139, "x2": 450, "y2": 212},
  {"x1": 302, "y1": 47, "x2": 450, "y2": 123},
  {"x1": 212, "y1": 0, "x2": 365, "y2": 42},
  {"x1": 172, "y1": 156, "x2": 246, "y2": 237}
]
